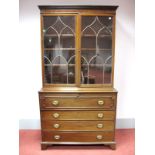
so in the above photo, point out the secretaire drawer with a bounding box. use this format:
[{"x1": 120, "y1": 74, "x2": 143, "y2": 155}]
[
  {"x1": 42, "y1": 131, "x2": 114, "y2": 142},
  {"x1": 41, "y1": 110, "x2": 115, "y2": 120},
  {"x1": 39, "y1": 95, "x2": 115, "y2": 110},
  {"x1": 41, "y1": 120, "x2": 114, "y2": 131}
]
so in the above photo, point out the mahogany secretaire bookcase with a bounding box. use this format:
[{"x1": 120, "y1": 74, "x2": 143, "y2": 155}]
[{"x1": 38, "y1": 5, "x2": 118, "y2": 150}]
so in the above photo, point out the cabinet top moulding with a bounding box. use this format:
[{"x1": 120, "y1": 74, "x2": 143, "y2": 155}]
[
  {"x1": 38, "y1": 5, "x2": 118, "y2": 10},
  {"x1": 38, "y1": 5, "x2": 118, "y2": 14}
]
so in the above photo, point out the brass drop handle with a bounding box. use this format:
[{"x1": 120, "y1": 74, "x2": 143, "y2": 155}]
[
  {"x1": 53, "y1": 113, "x2": 60, "y2": 118},
  {"x1": 96, "y1": 135, "x2": 103, "y2": 140},
  {"x1": 97, "y1": 123, "x2": 103, "y2": 128},
  {"x1": 98, "y1": 100, "x2": 104, "y2": 105},
  {"x1": 53, "y1": 123, "x2": 60, "y2": 129},
  {"x1": 52, "y1": 100, "x2": 59, "y2": 106},
  {"x1": 97, "y1": 113, "x2": 104, "y2": 118},
  {"x1": 54, "y1": 135, "x2": 60, "y2": 140}
]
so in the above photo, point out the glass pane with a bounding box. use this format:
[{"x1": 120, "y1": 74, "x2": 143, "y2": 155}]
[
  {"x1": 43, "y1": 16, "x2": 75, "y2": 84},
  {"x1": 81, "y1": 16, "x2": 113, "y2": 84},
  {"x1": 44, "y1": 50, "x2": 75, "y2": 84}
]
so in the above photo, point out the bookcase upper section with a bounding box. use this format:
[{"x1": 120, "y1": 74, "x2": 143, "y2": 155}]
[{"x1": 39, "y1": 5, "x2": 118, "y2": 88}]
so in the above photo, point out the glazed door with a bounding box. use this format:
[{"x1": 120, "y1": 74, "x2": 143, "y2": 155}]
[
  {"x1": 80, "y1": 15, "x2": 114, "y2": 86},
  {"x1": 42, "y1": 15, "x2": 77, "y2": 85}
]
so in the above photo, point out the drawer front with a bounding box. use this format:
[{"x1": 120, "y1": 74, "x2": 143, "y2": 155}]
[
  {"x1": 42, "y1": 131, "x2": 114, "y2": 142},
  {"x1": 42, "y1": 120, "x2": 114, "y2": 131},
  {"x1": 39, "y1": 96, "x2": 115, "y2": 110},
  {"x1": 41, "y1": 111, "x2": 115, "y2": 120}
]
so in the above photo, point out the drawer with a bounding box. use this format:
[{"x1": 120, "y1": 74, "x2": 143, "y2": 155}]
[
  {"x1": 39, "y1": 96, "x2": 115, "y2": 109},
  {"x1": 42, "y1": 120, "x2": 114, "y2": 131},
  {"x1": 41, "y1": 111, "x2": 115, "y2": 120},
  {"x1": 42, "y1": 131, "x2": 114, "y2": 142}
]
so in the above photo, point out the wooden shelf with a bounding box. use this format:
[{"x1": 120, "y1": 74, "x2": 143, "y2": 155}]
[
  {"x1": 44, "y1": 48, "x2": 75, "y2": 51},
  {"x1": 44, "y1": 34, "x2": 112, "y2": 38},
  {"x1": 82, "y1": 34, "x2": 111, "y2": 37},
  {"x1": 44, "y1": 48, "x2": 111, "y2": 51},
  {"x1": 81, "y1": 48, "x2": 112, "y2": 51},
  {"x1": 44, "y1": 64, "x2": 111, "y2": 67},
  {"x1": 44, "y1": 34, "x2": 74, "y2": 37},
  {"x1": 44, "y1": 64, "x2": 75, "y2": 66},
  {"x1": 44, "y1": 48, "x2": 112, "y2": 51},
  {"x1": 82, "y1": 64, "x2": 112, "y2": 67},
  {"x1": 44, "y1": 34, "x2": 111, "y2": 37}
]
